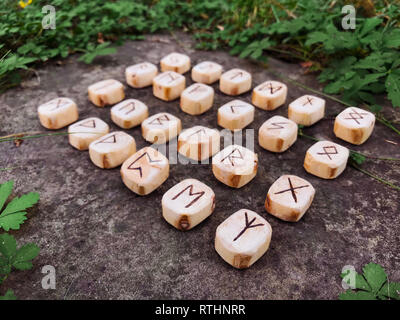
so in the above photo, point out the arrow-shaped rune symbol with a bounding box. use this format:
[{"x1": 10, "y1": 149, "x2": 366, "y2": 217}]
[
  {"x1": 230, "y1": 71, "x2": 243, "y2": 80},
  {"x1": 233, "y1": 212, "x2": 264, "y2": 241}
]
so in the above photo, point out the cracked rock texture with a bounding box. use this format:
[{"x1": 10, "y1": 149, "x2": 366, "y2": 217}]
[{"x1": 0, "y1": 33, "x2": 399, "y2": 300}]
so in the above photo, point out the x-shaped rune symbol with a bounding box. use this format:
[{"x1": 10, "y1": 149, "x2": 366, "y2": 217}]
[
  {"x1": 317, "y1": 146, "x2": 338, "y2": 160},
  {"x1": 344, "y1": 109, "x2": 369, "y2": 125},
  {"x1": 302, "y1": 97, "x2": 314, "y2": 106},
  {"x1": 274, "y1": 177, "x2": 309, "y2": 203},
  {"x1": 233, "y1": 212, "x2": 264, "y2": 241}
]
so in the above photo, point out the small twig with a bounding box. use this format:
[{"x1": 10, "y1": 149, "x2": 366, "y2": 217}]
[{"x1": 350, "y1": 162, "x2": 400, "y2": 191}]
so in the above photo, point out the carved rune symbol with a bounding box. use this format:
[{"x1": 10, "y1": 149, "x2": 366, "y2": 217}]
[
  {"x1": 317, "y1": 146, "x2": 338, "y2": 160},
  {"x1": 188, "y1": 128, "x2": 207, "y2": 138},
  {"x1": 77, "y1": 119, "x2": 96, "y2": 128},
  {"x1": 274, "y1": 177, "x2": 309, "y2": 203},
  {"x1": 119, "y1": 102, "x2": 136, "y2": 115},
  {"x1": 220, "y1": 148, "x2": 244, "y2": 166},
  {"x1": 302, "y1": 97, "x2": 314, "y2": 106},
  {"x1": 230, "y1": 104, "x2": 247, "y2": 113},
  {"x1": 127, "y1": 152, "x2": 162, "y2": 178},
  {"x1": 159, "y1": 72, "x2": 178, "y2": 83},
  {"x1": 230, "y1": 71, "x2": 243, "y2": 80},
  {"x1": 189, "y1": 85, "x2": 206, "y2": 94},
  {"x1": 259, "y1": 82, "x2": 282, "y2": 94},
  {"x1": 344, "y1": 109, "x2": 369, "y2": 125},
  {"x1": 171, "y1": 184, "x2": 205, "y2": 208},
  {"x1": 94, "y1": 81, "x2": 114, "y2": 92},
  {"x1": 233, "y1": 212, "x2": 264, "y2": 241},
  {"x1": 48, "y1": 99, "x2": 69, "y2": 111},
  {"x1": 267, "y1": 122, "x2": 289, "y2": 130},
  {"x1": 199, "y1": 63, "x2": 214, "y2": 70},
  {"x1": 95, "y1": 134, "x2": 117, "y2": 144},
  {"x1": 148, "y1": 114, "x2": 170, "y2": 125}
]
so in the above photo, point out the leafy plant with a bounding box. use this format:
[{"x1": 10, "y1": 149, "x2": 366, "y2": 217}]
[
  {"x1": 340, "y1": 263, "x2": 400, "y2": 300},
  {"x1": 0, "y1": 180, "x2": 39, "y2": 231}
]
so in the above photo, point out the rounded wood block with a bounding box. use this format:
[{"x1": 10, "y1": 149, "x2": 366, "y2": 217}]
[
  {"x1": 89, "y1": 131, "x2": 136, "y2": 169},
  {"x1": 88, "y1": 79, "x2": 125, "y2": 107},
  {"x1": 152, "y1": 71, "x2": 186, "y2": 101},
  {"x1": 68, "y1": 117, "x2": 109, "y2": 151},
  {"x1": 258, "y1": 115, "x2": 297, "y2": 152},
  {"x1": 111, "y1": 99, "x2": 149, "y2": 129},
  {"x1": 334, "y1": 107, "x2": 375, "y2": 145},
  {"x1": 265, "y1": 175, "x2": 315, "y2": 222},
  {"x1": 191, "y1": 61, "x2": 222, "y2": 84},
  {"x1": 141, "y1": 112, "x2": 182, "y2": 144},
  {"x1": 215, "y1": 209, "x2": 272, "y2": 269},
  {"x1": 160, "y1": 52, "x2": 191, "y2": 74},
  {"x1": 162, "y1": 178, "x2": 216, "y2": 231},
  {"x1": 38, "y1": 97, "x2": 78, "y2": 130},
  {"x1": 219, "y1": 69, "x2": 252, "y2": 96},
  {"x1": 252, "y1": 80, "x2": 287, "y2": 110},
  {"x1": 217, "y1": 100, "x2": 254, "y2": 131},
  {"x1": 212, "y1": 144, "x2": 258, "y2": 188},
  {"x1": 304, "y1": 140, "x2": 349, "y2": 179},
  {"x1": 288, "y1": 95, "x2": 325, "y2": 126},
  {"x1": 120, "y1": 146, "x2": 169, "y2": 196},
  {"x1": 180, "y1": 83, "x2": 214, "y2": 115},
  {"x1": 125, "y1": 62, "x2": 158, "y2": 88},
  {"x1": 177, "y1": 126, "x2": 220, "y2": 161}
]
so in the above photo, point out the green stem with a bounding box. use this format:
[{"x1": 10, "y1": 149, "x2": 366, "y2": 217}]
[{"x1": 350, "y1": 163, "x2": 400, "y2": 191}]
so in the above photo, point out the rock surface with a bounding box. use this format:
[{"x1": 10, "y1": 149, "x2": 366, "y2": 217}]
[{"x1": 0, "y1": 33, "x2": 399, "y2": 300}]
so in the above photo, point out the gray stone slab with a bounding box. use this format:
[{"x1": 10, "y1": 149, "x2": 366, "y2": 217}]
[{"x1": 0, "y1": 32, "x2": 399, "y2": 300}]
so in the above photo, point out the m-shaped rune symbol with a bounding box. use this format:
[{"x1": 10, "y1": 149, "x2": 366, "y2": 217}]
[
  {"x1": 171, "y1": 184, "x2": 205, "y2": 208},
  {"x1": 233, "y1": 212, "x2": 264, "y2": 241},
  {"x1": 274, "y1": 177, "x2": 309, "y2": 203},
  {"x1": 344, "y1": 109, "x2": 369, "y2": 125},
  {"x1": 317, "y1": 146, "x2": 338, "y2": 160}
]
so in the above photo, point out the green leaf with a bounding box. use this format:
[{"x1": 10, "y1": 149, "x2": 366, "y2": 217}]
[
  {"x1": 341, "y1": 268, "x2": 370, "y2": 291},
  {"x1": 339, "y1": 290, "x2": 377, "y2": 300},
  {"x1": 0, "y1": 212, "x2": 28, "y2": 231},
  {"x1": 1, "y1": 192, "x2": 39, "y2": 216},
  {"x1": 0, "y1": 233, "x2": 17, "y2": 259},
  {"x1": 362, "y1": 263, "x2": 387, "y2": 293},
  {"x1": 0, "y1": 180, "x2": 13, "y2": 212},
  {"x1": 12, "y1": 243, "x2": 40, "y2": 271},
  {"x1": 379, "y1": 282, "x2": 400, "y2": 300},
  {"x1": 386, "y1": 71, "x2": 400, "y2": 108},
  {"x1": 0, "y1": 289, "x2": 17, "y2": 300}
]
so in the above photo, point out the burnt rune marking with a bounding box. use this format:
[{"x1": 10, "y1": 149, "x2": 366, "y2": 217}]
[
  {"x1": 94, "y1": 81, "x2": 114, "y2": 91},
  {"x1": 78, "y1": 119, "x2": 96, "y2": 128},
  {"x1": 49, "y1": 99, "x2": 69, "y2": 111},
  {"x1": 148, "y1": 114, "x2": 171, "y2": 125},
  {"x1": 127, "y1": 152, "x2": 162, "y2": 178},
  {"x1": 220, "y1": 148, "x2": 244, "y2": 166},
  {"x1": 230, "y1": 104, "x2": 247, "y2": 113},
  {"x1": 344, "y1": 109, "x2": 369, "y2": 125},
  {"x1": 274, "y1": 177, "x2": 309, "y2": 203},
  {"x1": 259, "y1": 82, "x2": 282, "y2": 94},
  {"x1": 159, "y1": 72, "x2": 178, "y2": 83},
  {"x1": 317, "y1": 146, "x2": 338, "y2": 160},
  {"x1": 119, "y1": 102, "x2": 136, "y2": 115},
  {"x1": 189, "y1": 85, "x2": 206, "y2": 94},
  {"x1": 171, "y1": 184, "x2": 205, "y2": 208},
  {"x1": 188, "y1": 128, "x2": 207, "y2": 138},
  {"x1": 95, "y1": 134, "x2": 117, "y2": 144},
  {"x1": 199, "y1": 63, "x2": 213, "y2": 70},
  {"x1": 233, "y1": 212, "x2": 264, "y2": 241},
  {"x1": 230, "y1": 71, "x2": 243, "y2": 80},
  {"x1": 302, "y1": 97, "x2": 314, "y2": 106},
  {"x1": 267, "y1": 122, "x2": 289, "y2": 130}
]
